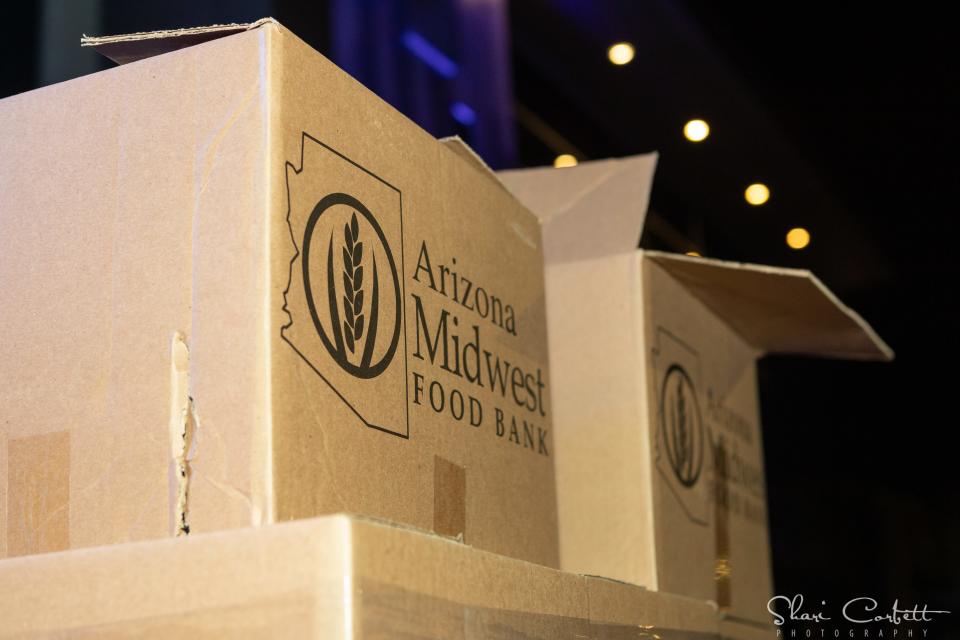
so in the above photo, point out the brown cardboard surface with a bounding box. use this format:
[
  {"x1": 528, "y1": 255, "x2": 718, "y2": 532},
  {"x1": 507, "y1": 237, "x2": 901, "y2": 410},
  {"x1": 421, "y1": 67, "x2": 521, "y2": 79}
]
[
  {"x1": 0, "y1": 514, "x2": 719, "y2": 638},
  {"x1": 586, "y1": 576, "x2": 719, "y2": 635},
  {"x1": 1, "y1": 27, "x2": 212, "y2": 555},
  {"x1": 6, "y1": 431, "x2": 70, "y2": 556},
  {"x1": 433, "y1": 455, "x2": 467, "y2": 538},
  {"x1": 0, "y1": 516, "x2": 350, "y2": 638},
  {"x1": 541, "y1": 254, "x2": 655, "y2": 585},
  {"x1": 719, "y1": 618, "x2": 777, "y2": 640},
  {"x1": 645, "y1": 258, "x2": 773, "y2": 620},
  {"x1": 499, "y1": 155, "x2": 657, "y2": 265},
  {"x1": 645, "y1": 252, "x2": 892, "y2": 361},
  {"x1": 0, "y1": 20, "x2": 556, "y2": 567},
  {"x1": 498, "y1": 157, "x2": 891, "y2": 625},
  {"x1": 269, "y1": 25, "x2": 556, "y2": 567}
]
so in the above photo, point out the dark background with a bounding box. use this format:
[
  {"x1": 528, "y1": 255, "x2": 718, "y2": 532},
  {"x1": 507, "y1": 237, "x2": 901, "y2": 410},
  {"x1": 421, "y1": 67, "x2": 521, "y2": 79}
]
[{"x1": 3, "y1": 0, "x2": 957, "y2": 632}]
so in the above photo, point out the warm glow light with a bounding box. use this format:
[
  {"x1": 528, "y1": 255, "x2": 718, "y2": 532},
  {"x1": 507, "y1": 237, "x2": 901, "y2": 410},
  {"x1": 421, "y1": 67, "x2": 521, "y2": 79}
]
[
  {"x1": 554, "y1": 154, "x2": 578, "y2": 168},
  {"x1": 607, "y1": 42, "x2": 635, "y2": 65},
  {"x1": 683, "y1": 119, "x2": 710, "y2": 142},
  {"x1": 744, "y1": 183, "x2": 770, "y2": 205},
  {"x1": 685, "y1": 251, "x2": 702, "y2": 257},
  {"x1": 786, "y1": 227, "x2": 811, "y2": 250}
]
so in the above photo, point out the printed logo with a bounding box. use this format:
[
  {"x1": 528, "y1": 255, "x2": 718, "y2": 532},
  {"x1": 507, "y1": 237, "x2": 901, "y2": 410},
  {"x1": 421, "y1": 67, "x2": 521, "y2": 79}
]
[
  {"x1": 302, "y1": 194, "x2": 401, "y2": 378},
  {"x1": 768, "y1": 593, "x2": 952, "y2": 638},
  {"x1": 282, "y1": 133, "x2": 408, "y2": 437},
  {"x1": 659, "y1": 363, "x2": 704, "y2": 488},
  {"x1": 652, "y1": 328, "x2": 709, "y2": 525}
]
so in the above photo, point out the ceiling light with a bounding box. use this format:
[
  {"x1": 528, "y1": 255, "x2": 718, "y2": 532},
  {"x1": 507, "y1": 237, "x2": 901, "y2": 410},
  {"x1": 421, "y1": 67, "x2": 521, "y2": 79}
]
[
  {"x1": 554, "y1": 154, "x2": 578, "y2": 168},
  {"x1": 607, "y1": 43, "x2": 635, "y2": 65},
  {"x1": 744, "y1": 183, "x2": 770, "y2": 206},
  {"x1": 683, "y1": 119, "x2": 710, "y2": 142},
  {"x1": 786, "y1": 227, "x2": 811, "y2": 250}
]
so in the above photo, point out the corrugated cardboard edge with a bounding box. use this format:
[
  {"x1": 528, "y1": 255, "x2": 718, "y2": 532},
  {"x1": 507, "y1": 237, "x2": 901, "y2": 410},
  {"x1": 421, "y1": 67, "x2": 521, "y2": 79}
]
[
  {"x1": 81, "y1": 18, "x2": 277, "y2": 46},
  {"x1": 81, "y1": 18, "x2": 278, "y2": 64},
  {"x1": 644, "y1": 250, "x2": 895, "y2": 361}
]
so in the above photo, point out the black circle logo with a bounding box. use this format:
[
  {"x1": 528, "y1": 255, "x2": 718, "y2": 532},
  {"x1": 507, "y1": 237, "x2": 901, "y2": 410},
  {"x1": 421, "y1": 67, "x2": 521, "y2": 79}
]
[
  {"x1": 659, "y1": 363, "x2": 704, "y2": 487},
  {"x1": 301, "y1": 192, "x2": 401, "y2": 379}
]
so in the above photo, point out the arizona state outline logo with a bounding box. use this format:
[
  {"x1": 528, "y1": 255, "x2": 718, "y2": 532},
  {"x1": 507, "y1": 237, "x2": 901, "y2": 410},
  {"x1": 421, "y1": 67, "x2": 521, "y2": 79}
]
[{"x1": 282, "y1": 133, "x2": 409, "y2": 437}]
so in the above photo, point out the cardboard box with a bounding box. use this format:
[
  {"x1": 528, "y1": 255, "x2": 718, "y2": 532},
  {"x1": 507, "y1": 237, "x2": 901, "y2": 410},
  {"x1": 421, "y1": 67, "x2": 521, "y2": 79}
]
[
  {"x1": 0, "y1": 20, "x2": 557, "y2": 567},
  {"x1": 498, "y1": 157, "x2": 893, "y2": 624},
  {"x1": 719, "y1": 617, "x2": 776, "y2": 640},
  {"x1": 0, "y1": 514, "x2": 720, "y2": 638}
]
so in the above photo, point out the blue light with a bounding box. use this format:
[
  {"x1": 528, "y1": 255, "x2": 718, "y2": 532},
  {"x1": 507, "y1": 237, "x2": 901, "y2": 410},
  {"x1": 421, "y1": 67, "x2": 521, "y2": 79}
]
[
  {"x1": 401, "y1": 30, "x2": 459, "y2": 79},
  {"x1": 450, "y1": 101, "x2": 477, "y2": 126}
]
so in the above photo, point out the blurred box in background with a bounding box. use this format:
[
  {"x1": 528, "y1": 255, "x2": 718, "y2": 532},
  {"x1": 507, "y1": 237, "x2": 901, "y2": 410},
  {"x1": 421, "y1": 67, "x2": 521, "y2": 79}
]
[{"x1": 499, "y1": 157, "x2": 892, "y2": 624}]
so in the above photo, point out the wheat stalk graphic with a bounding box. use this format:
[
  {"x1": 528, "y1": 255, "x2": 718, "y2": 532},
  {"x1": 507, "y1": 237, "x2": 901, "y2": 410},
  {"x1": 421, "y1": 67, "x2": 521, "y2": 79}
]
[
  {"x1": 675, "y1": 380, "x2": 689, "y2": 468},
  {"x1": 341, "y1": 212, "x2": 365, "y2": 354}
]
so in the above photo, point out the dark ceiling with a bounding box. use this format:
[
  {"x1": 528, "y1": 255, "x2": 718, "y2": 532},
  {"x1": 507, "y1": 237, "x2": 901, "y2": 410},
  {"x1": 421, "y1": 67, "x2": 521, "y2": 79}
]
[
  {"x1": 508, "y1": 0, "x2": 959, "y2": 615},
  {"x1": 510, "y1": 1, "x2": 959, "y2": 297}
]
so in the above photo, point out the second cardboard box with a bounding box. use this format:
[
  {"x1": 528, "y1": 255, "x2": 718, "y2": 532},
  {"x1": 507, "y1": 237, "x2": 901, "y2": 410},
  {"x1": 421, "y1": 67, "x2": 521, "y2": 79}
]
[{"x1": 499, "y1": 156, "x2": 892, "y2": 624}]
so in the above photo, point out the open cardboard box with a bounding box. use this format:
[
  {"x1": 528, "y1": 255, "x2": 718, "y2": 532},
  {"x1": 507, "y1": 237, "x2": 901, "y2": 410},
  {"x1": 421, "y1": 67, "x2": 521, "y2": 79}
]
[
  {"x1": 0, "y1": 514, "x2": 721, "y2": 638},
  {"x1": 498, "y1": 156, "x2": 893, "y2": 625},
  {"x1": 0, "y1": 19, "x2": 557, "y2": 567}
]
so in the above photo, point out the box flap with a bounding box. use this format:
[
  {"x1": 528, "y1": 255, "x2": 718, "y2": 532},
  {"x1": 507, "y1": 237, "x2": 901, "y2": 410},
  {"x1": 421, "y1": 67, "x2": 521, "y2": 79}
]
[
  {"x1": 81, "y1": 18, "x2": 277, "y2": 65},
  {"x1": 438, "y1": 136, "x2": 516, "y2": 198},
  {"x1": 645, "y1": 251, "x2": 893, "y2": 361},
  {"x1": 497, "y1": 153, "x2": 658, "y2": 265},
  {"x1": 439, "y1": 136, "x2": 501, "y2": 183}
]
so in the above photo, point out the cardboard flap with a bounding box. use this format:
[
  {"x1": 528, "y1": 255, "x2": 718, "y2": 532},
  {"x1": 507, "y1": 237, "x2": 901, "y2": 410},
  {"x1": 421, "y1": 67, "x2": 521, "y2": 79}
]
[
  {"x1": 438, "y1": 136, "x2": 516, "y2": 198},
  {"x1": 81, "y1": 18, "x2": 277, "y2": 65},
  {"x1": 497, "y1": 154, "x2": 658, "y2": 265},
  {"x1": 645, "y1": 251, "x2": 893, "y2": 361},
  {"x1": 439, "y1": 136, "x2": 501, "y2": 184}
]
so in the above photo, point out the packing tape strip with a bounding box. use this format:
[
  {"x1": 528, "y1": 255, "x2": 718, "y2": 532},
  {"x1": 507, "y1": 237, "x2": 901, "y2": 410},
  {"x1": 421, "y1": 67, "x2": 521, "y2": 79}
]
[
  {"x1": 361, "y1": 580, "x2": 721, "y2": 640},
  {"x1": 3, "y1": 574, "x2": 721, "y2": 638},
  {"x1": 434, "y1": 455, "x2": 467, "y2": 540},
  {"x1": 6, "y1": 430, "x2": 70, "y2": 557},
  {"x1": 713, "y1": 436, "x2": 732, "y2": 610}
]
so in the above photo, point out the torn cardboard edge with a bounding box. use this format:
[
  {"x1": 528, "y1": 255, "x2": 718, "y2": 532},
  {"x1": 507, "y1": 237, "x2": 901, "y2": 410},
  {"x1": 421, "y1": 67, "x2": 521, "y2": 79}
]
[
  {"x1": 81, "y1": 17, "x2": 278, "y2": 65},
  {"x1": 169, "y1": 333, "x2": 196, "y2": 537}
]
